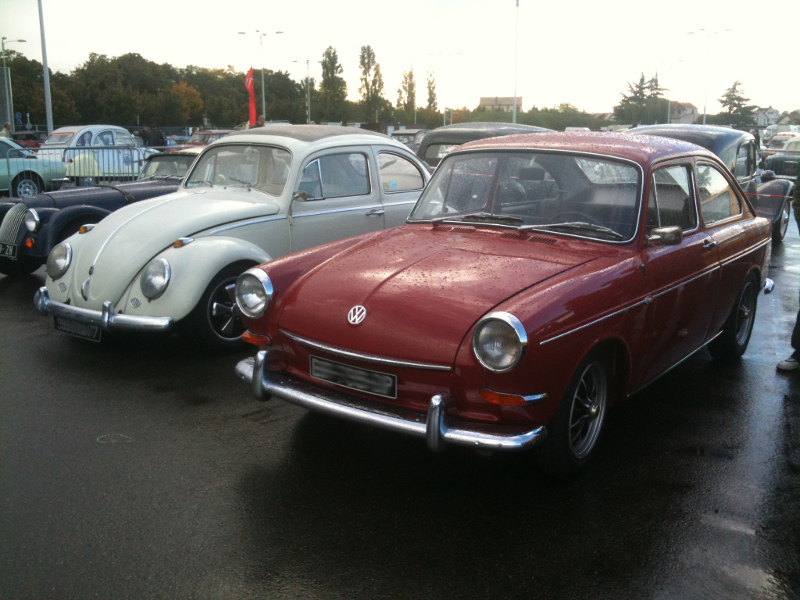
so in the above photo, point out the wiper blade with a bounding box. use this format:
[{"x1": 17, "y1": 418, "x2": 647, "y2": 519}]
[
  {"x1": 432, "y1": 211, "x2": 524, "y2": 226},
  {"x1": 521, "y1": 221, "x2": 625, "y2": 240}
]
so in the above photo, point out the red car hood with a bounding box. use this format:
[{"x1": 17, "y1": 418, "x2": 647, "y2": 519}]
[{"x1": 278, "y1": 226, "x2": 597, "y2": 367}]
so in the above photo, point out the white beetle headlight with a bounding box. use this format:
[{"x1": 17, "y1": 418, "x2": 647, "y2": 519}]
[
  {"x1": 140, "y1": 258, "x2": 171, "y2": 300},
  {"x1": 24, "y1": 209, "x2": 41, "y2": 232},
  {"x1": 235, "y1": 268, "x2": 273, "y2": 319},
  {"x1": 472, "y1": 312, "x2": 527, "y2": 372},
  {"x1": 45, "y1": 242, "x2": 72, "y2": 280}
]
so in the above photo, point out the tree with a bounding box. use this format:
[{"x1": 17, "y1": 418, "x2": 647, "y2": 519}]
[
  {"x1": 396, "y1": 68, "x2": 416, "y2": 121},
  {"x1": 319, "y1": 47, "x2": 347, "y2": 122},
  {"x1": 171, "y1": 82, "x2": 204, "y2": 125},
  {"x1": 613, "y1": 72, "x2": 670, "y2": 125},
  {"x1": 426, "y1": 72, "x2": 437, "y2": 111},
  {"x1": 717, "y1": 81, "x2": 755, "y2": 125},
  {"x1": 358, "y1": 45, "x2": 385, "y2": 122}
]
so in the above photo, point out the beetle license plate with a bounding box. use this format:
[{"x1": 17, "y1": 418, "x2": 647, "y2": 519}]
[
  {"x1": 310, "y1": 356, "x2": 397, "y2": 399},
  {"x1": 54, "y1": 316, "x2": 102, "y2": 342},
  {"x1": 0, "y1": 242, "x2": 18, "y2": 259}
]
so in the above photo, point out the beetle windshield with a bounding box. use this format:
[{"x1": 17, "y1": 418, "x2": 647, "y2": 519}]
[
  {"x1": 185, "y1": 144, "x2": 291, "y2": 195},
  {"x1": 408, "y1": 151, "x2": 642, "y2": 242},
  {"x1": 139, "y1": 154, "x2": 197, "y2": 179}
]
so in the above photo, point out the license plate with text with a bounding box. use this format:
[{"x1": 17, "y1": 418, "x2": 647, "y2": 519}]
[
  {"x1": 54, "y1": 316, "x2": 102, "y2": 342},
  {"x1": 310, "y1": 356, "x2": 397, "y2": 399}
]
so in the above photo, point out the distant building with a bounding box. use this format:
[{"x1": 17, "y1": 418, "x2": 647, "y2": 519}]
[
  {"x1": 755, "y1": 107, "x2": 781, "y2": 126},
  {"x1": 669, "y1": 102, "x2": 698, "y2": 124},
  {"x1": 479, "y1": 97, "x2": 523, "y2": 113}
]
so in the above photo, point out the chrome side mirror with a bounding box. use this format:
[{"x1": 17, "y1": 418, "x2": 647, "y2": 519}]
[{"x1": 647, "y1": 225, "x2": 683, "y2": 246}]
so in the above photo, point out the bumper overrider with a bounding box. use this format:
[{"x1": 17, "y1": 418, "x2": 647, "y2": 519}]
[
  {"x1": 34, "y1": 286, "x2": 173, "y2": 332},
  {"x1": 236, "y1": 350, "x2": 548, "y2": 452}
]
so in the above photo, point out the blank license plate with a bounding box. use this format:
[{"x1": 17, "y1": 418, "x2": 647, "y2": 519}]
[
  {"x1": 310, "y1": 356, "x2": 397, "y2": 399},
  {"x1": 54, "y1": 316, "x2": 102, "y2": 342},
  {"x1": 0, "y1": 242, "x2": 17, "y2": 259}
]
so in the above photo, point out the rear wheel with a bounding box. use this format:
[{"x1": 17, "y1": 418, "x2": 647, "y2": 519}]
[
  {"x1": 186, "y1": 263, "x2": 252, "y2": 351},
  {"x1": 772, "y1": 201, "x2": 791, "y2": 243},
  {"x1": 536, "y1": 348, "x2": 610, "y2": 477},
  {"x1": 12, "y1": 173, "x2": 43, "y2": 198},
  {"x1": 708, "y1": 272, "x2": 759, "y2": 361}
]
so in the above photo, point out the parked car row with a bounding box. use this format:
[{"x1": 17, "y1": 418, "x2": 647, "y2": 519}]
[{"x1": 0, "y1": 123, "x2": 780, "y2": 478}]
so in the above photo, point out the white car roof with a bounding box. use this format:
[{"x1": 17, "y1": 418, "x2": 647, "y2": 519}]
[{"x1": 217, "y1": 124, "x2": 407, "y2": 155}]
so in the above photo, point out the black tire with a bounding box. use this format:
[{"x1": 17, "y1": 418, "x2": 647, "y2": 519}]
[
  {"x1": 186, "y1": 262, "x2": 252, "y2": 351},
  {"x1": 0, "y1": 257, "x2": 41, "y2": 277},
  {"x1": 536, "y1": 348, "x2": 610, "y2": 477},
  {"x1": 12, "y1": 173, "x2": 43, "y2": 198},
  {"x1": 708, "y1": 272, "x2": 759, "y2": 361},
  {"x1": 772, "y1": 200, "x2": 791, "y2": 243}
]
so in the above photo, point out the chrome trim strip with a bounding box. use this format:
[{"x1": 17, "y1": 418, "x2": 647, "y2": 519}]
[
  {"x1": 540, "y1": 297, "x2": 653, "y2": 346},
  {"x1": 208, "y1": 215, "x2": 286, "y2": 235},
  {"x1": 292, "y1": 203, "x2": 385, "y2": 219},
  {"x1": 236, "y1": 353, "x2": 547, "y2": 451},
  {"x1": 280, "y1": 329, "x2": 452, "y2": 372},
  {"x1": 718, "y1": 238, "x2": 771, "y2": 267},
  {"x1": 34, "y1": 286, "x2": 173, "y2": 332}
]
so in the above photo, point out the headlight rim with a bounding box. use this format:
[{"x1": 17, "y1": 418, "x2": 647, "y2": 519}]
[
  {"x1": 235, "y1": 268, "x2": 273, "y2": 319},
  {"x1": 140, "y1": 257, "x2": 171, "y2": 300},
  {"x1": 24, "y1": 208, "x2": 41, "y2": 233},
  {"x1": 45, "y1": 242, "x2": 72, "y2": 281},
  {"x1": 472, "y1": 311, "x2": 528, "y2": 373}
]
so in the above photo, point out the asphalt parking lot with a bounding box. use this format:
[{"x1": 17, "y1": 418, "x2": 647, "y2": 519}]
[{"x1": 1, "y1": 228, "x2": 799, "y2": 599}]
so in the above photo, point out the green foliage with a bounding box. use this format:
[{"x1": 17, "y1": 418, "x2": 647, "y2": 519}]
[
  {"x1": 717, "y1": 81, "x2": 756, "y2": 126},
  {"x1": 318, "y1": 47, "x2": 348, "y2": 122},
  {"x1": 613, "y1": 72, "x2": 671, "y2": 125},
  {"x1": 358, "y1": 45, "x2": 386, "y2": 122}
]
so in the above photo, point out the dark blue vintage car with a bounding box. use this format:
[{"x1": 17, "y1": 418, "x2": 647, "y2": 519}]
[
  {"x1": 0, "y1": 147, "x2": 200, "y2": 276},
  {"x1": 628, "y1": 124, "x2": 794, "y2": 242}
]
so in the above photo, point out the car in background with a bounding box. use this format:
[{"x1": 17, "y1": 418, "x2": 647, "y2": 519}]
[
  {"x1": 38, "y1": 125, "x2": 158, "y2": 186},
  {"x1": 763, "y1": 132, "x2": 800, "y2": 157},
  {"x1": 33, "y1": 125, "x2": 430, "y2": 349},
  {"x1": 416, "y1": 122, "x2": 552, "y2": 170},
  {"x1": 234, "y1": 132, "x2": 773, "y2": 476},
  {"x1": 765, "y1": 137, "x2": 800, "y2": 180},
  {"x1": 184, "y1": 129, "x2": 235, "y2": 147},
  {"x1": 628, "y1": 124, "x2": 794, "y2": 242},
  {"x1": 0, "y1": 146, "x2": 202, "y2": 277},
  {"x1": 11, "y1": 131, "x2": 47, "y2": 149},
  {"x1": 390, "y1": 128, "x2": 429, "y2": 153},
  {"x1": 0, "y1": 137, "x2": 65, "y2": 198}
]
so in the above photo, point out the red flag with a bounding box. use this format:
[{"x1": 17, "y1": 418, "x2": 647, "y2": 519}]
[{"x1": 245, "y1": 67, "x2": 256, "y2": 126}]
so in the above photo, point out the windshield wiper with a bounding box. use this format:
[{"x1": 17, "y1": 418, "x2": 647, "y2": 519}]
[
  {"x1": 521, "y1": 221, "x2": 625, "y2": 240},
  {"x1": 432, "y1": 211, "x2": 524, "y2": 226},
  {"x1": 228, "y1": 177, "x2": 252, "y2": 189}
]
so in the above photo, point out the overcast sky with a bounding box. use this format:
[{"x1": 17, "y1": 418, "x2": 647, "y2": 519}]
[{"x1": 2, "y1": 0, "x2": 798, "y2": 117}]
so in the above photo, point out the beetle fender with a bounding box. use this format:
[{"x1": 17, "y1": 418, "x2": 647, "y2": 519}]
[
  {"x1": 39, "y1": 206, "x2": 114, "y2": 251},
  {"x1": 116, "y1": 236, "x2": 272, "y2": 323}
]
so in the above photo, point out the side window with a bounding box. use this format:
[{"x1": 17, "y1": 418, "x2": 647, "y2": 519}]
[
  {"x1": 300, "y1": 153, "x2": 370, "y2": 199},
  {"x1": 93, "y1": 131, "x2": 114, "y2": 146},
  {"x1": 76, "y1": 131, "x2": 92, "y2": 147},
  {"x1": 378, "y1": 152, "x2": 424, "y2": 192},
  {"x1": 115, "y1": 131, "x2": 135, "y2": 147},
  {"x1": 647, "y1": 165, "x2": 697, "y2": 233},
  {"x1": 0, "y1": 140, "x2": 10, "y2": 158},
  {"x1": 733, "y1": 142, "x2": 753, "y2": 179},
  {"x1": 697, "y1": 163, "x2": 742, "y2": 224}
]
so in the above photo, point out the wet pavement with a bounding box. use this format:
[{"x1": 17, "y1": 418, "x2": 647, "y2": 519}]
[{"x1": 1, "y1": 228, "x2": 799, "y2": 599}]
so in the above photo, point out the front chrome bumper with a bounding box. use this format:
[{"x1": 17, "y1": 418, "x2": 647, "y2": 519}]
[
  {"x1": 236, "y1": 351, "x2": 547, "y2": 452},
  {"x1": 34, "y1": 286, "x2": 173, "y2": 332}
]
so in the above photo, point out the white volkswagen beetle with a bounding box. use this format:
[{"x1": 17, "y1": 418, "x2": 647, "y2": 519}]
[{"x1": 34, "y1": 125, "x2": 430, "y2": 349}]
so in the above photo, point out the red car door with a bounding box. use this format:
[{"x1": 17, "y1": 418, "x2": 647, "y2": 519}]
[{"x1": 639, "y1": 162, "x2": 720, "y2": 383}]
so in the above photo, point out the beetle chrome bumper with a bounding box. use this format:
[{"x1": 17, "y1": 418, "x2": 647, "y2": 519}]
[
  {"x1": 236, "y1": 351, "x2": 547, "y2": 452},
  {"x1": 34, "y1": 286, "x2": 173, "y2": 332}
]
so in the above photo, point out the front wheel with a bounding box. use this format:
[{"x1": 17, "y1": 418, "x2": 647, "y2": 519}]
[
  {"x1": 708, "y1": 272, "x2": 759, "y2": 361},
  {"x1": 536, "y1": 348, "x2": 610, "y2": 478},
  {"x1": 186, "y1": 263, "x2": 251, "y2": 351},
  {"x1": 12, "y1": 174, "x2": 43, "y2": 198},
  {"x1": 772, "y1": 201, "x2": 791, "y2": 243}
]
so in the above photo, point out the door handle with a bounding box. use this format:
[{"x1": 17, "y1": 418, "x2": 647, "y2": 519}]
[
  {"x1": 366, "y1": 208, "x2": 385, "y2": 217},
  {"x1": 702, "y1": 238, "x2": 716, "y2": 249}
]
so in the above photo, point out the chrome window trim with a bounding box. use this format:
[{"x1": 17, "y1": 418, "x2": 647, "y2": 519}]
[
  {"x1": 377, "y1": 150, "x2": 426, "y2": 193},
  {"x1": 281, "y1": 329, "x2": 452, "y2": 372}
]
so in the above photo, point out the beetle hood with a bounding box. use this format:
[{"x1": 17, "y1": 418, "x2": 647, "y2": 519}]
[
  {"x1": 67, "y1": 187, "x2": 280, "y2": 306},
  {"x1": 277, "y1": 226, "x2": 596, "y2": 367}
]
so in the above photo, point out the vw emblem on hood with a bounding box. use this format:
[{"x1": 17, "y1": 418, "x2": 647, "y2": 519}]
[{"x1": 347, "y1": 305, "x2": 367, "y2": 325}]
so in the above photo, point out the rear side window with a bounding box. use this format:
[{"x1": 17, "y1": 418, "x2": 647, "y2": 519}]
[
  {"x1": 697, "y1": 163, "x2": 742, "y2": 224},
  {"x1": 299, "y1": 153, "x2": 370, "y2": 199},
  {"x1": 378, "y1": 152, "x2": 424, "y2": 192}
]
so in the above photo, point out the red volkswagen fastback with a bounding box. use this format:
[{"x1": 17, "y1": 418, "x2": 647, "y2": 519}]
[{"x1": 234, "y1": 132, "x2": 774, "y2": 477}]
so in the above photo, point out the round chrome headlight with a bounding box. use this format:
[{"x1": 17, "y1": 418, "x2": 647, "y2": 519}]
[
  {"x1": 24, "y1": 209, "x2": 41, "y2": 233},
  {"x1": 235, "y1": 269, "x2": 273, "y2": 319},
  {"x1": 140, "y1": 258, "x2": 171, "y2": 300},
  {"x1": 472, "y1": 312, "x2": 527, "y2": 372},
  {"x1": 45, "y1": 242, "x2": 72, "y2": 280}
]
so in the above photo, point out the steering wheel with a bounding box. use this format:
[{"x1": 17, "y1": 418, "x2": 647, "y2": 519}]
[{"x1": 552, "y1": 211, "x2": 601, "y2": 225}]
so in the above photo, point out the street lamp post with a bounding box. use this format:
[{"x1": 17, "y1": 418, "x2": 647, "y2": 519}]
[
  {"x1": 687, "y1": 28, "x2": 731, "y2": 125},
  {"x1": 1, "y1": 36, "x2": 26, "y2": 133},
  {"x1": 238, "y1": 30, "x2": 283, "y2": 118},
  {"x1": 512, "y1": 0, "x2": 519, "y2": 124},
  {"x1": 292, "y1": 59, "x2": 312, "y2": 124}
]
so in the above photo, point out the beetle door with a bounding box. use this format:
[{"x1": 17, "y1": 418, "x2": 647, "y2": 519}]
[
  {"x1": 289, "y1": 150, "x2": 384, "y2": 252},
  {"x1": 641, "y1": 163, "x2": 720, "y2": 379}
]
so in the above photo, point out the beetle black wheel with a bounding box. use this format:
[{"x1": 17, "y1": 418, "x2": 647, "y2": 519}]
[
  {"x1": 187, "y1": 263, "x2": 252, "y2": 351},
  {"x1": 772, "y1": 201, "x2": 790, "y2": 243},
  {"x1": 708, "y1": 272, "x2": 758, "y2": 361},
  {"x1": 536, "y1": 349, "x2": 609, "y2": 477}
]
